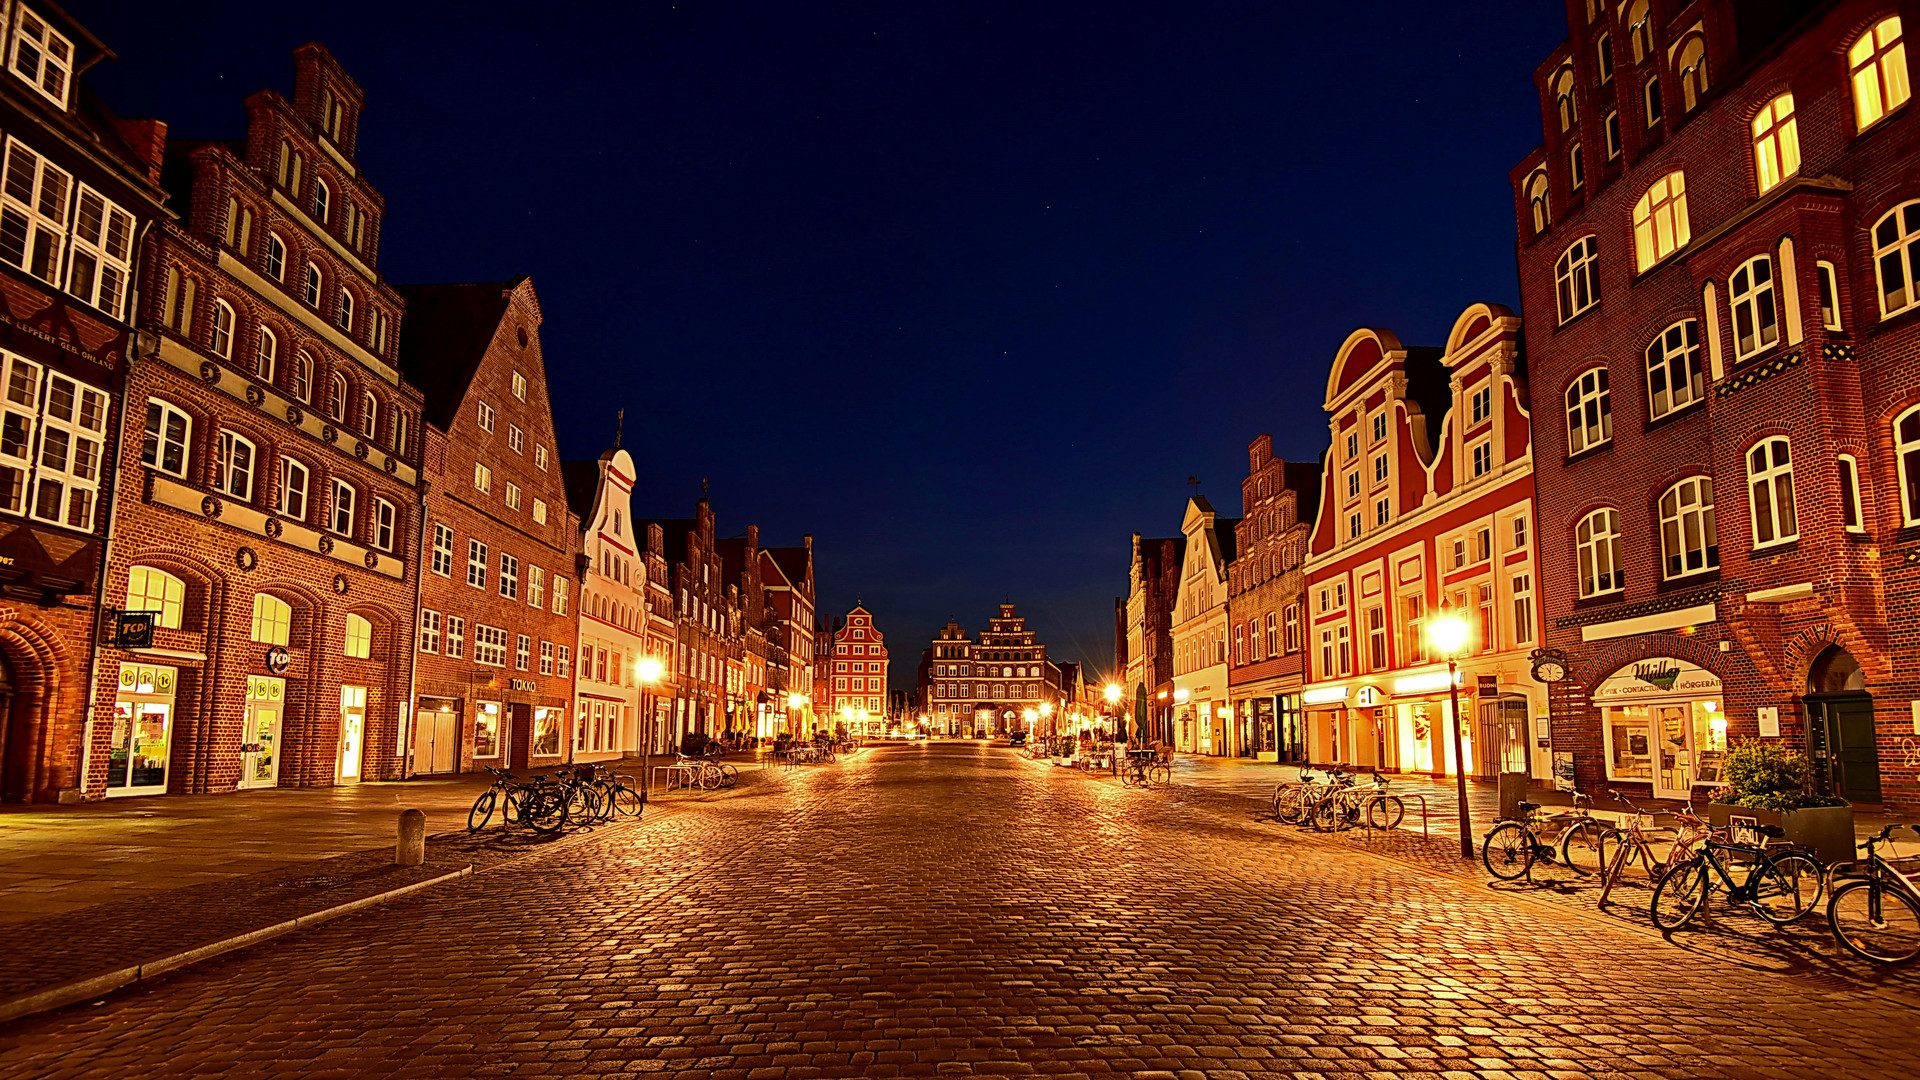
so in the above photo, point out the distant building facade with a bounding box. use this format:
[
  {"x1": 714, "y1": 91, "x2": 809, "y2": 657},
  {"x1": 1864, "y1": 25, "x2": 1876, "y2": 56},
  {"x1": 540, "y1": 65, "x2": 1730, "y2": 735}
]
[
  {"x1": 825, "y1": 603, "x2": 888, "y2": 734},
  {"x1": 1123, "y1": 533, "x2": 1183, "y2": 746},
  {"x1": 1225, "y1": 436, "x2": 1319, "y2": 763},
  {"x1": 564, "y1": 447, "x2": 645, "y2": 763},
  {"x1": 1170, "y1": 497, "x2": 1238, "y2": 755}
]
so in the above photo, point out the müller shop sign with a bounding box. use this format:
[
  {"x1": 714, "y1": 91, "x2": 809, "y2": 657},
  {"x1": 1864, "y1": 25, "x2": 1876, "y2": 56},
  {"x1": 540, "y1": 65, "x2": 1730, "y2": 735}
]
[{"x1": 1592, "y1": 658, "x2": 1723, "y2": 703}]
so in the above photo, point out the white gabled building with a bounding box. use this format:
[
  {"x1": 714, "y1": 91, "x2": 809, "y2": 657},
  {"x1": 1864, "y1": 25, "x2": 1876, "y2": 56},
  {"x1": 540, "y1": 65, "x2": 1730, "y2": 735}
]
[
  {"x1": 1170, "y1": 496, "x2": 1239, "y2": 756},
  {"x1": 563, "y1": 447, "x2": 650, "y2": 762}
]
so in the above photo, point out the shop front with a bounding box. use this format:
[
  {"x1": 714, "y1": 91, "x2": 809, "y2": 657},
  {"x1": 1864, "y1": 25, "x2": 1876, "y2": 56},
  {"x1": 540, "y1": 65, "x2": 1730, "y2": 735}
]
[
  {"x1": 413, "y1": 696, "x2": 461, "y2": 774},
  {"x1": 239, "y1": 675, "x2": 286, "y2": 790},
  {"x1": 107, "y1": 663, "x2": 177, "y2": 797},
  {"x1": 1595, "y1": 658, "x2": 1726, "y2": 800}
]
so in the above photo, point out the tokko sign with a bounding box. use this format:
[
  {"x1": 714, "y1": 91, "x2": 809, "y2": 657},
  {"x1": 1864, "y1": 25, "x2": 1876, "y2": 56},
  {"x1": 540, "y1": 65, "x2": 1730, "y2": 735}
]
[{"x1": 1591, "y1": 658, "x2": 1722, "y2": 703}]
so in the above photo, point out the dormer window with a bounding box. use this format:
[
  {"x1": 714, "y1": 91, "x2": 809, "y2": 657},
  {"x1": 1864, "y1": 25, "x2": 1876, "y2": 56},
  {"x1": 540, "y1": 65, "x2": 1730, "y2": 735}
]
[{"x1": 10, "y1": 9, "x2": 72, "y2": 109}]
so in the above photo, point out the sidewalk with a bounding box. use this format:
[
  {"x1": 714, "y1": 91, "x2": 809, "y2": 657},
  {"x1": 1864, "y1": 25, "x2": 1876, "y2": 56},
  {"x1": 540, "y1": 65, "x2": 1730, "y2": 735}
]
[{"x1": 0, "y1": 752, "x2": 787, "y2": 1024}]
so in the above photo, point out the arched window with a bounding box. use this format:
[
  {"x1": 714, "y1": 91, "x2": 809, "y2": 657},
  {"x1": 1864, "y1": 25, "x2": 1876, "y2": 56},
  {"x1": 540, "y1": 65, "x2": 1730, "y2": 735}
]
[
  {"x1": 1729, "y1": 255, "x2": 1779, "y2": 359},
  {"x1": 1872, "y1": 201, "x2": 1920, "y2": 317},
  {"x1": 1675, "y1": 36, "x2": 1708, "y2": 111},
  {"x1": 344, "y1": 613, "x2": 372, "y2": 659},
  {"x1": 251, "y1": 593, "x2": 291, "y2": 646},
  {"x1": 1526, "y1": 170, "x2": 1550, "y2": 234},
  {"x1": 303, "y1": 262, "x2": 321, "y2": 307},
  {"x1": 1644, "y1": 76, "x2": 1663, "y2": 127},
  {"x1": 1850, "y1": 16, "x2": 1910, "y2": 131},
  {"x1": 127, "y1": 566, "x2": 186, "y2": 629},
  {"x1": 1632, "y1": 172, "x2": 1689, "y2": 271},
  {"x1": 331, "y1": 478, "x2": 357, "y2": 536},
  {"x1": 276, "y1": 140, "x2": 292, "y2": 187},
  {"x1": 1751, "y1": 94, "x2": 1799, "y2": 194},
  {"x1": 215, "y1": 429, "x2": 256, "y2": 501},
  {"x1": 1565, "y1": 366, "x2": 1612, "y2": 454},
  {"x1": 254, "y1": 326, "x2": 277, "y2": 383},
  {"x1": 1596, "y1": 31, "x2": 1614, "y2": 83},
  {"x1": 1645, "y1": 320, "x2": 1703, "y2": 419},
  {"x1": 141, "y1": 398, "x2": 191, "y2": 477},
  {"x1": 338, "y1": 288, "x2": 353, "y2": 332},
  {"x1": 210, "y1": 300, "x2": 235, "y2": 358},
  {"x1": 1748, "y1": 437, "x2": 1797, "y2": 547},
  {"x1": 1838, "y1": 453, "x2": 1867, "y2": 533},
  {"x1": 314, "y1": 179, "x2": 331, "y2": 224},
  {"x1": 293, "y1": 352, "x2": 314, "y2": 403},
  {"x1": 328, "y1": 372, "x2": 348, "y2": 421},
  {"x1": 265, "y1": 234, "x2": 285, "y2": 281},
  {"x1": 360, "y1": 391, "x2": 378, "y2": 439},
  {"x1": 1576, "y1": 508, "x2": 1623, "y2": 597},
  {"x1": 278, "y1": 456, "x2": 309, "y2": 520},
  {"x1": 1626, "y1": 0, "x2": 1653, "y2": 62},
  {"x1": 1659, "y1": 476, "x2": 1719, "y2": 578},
  {"x1": 1555, "y1": 236, "x2": 1600, "y2": 321},
  {"x1": 1552, "y1": 67, "x2": 1577, "y2": 131},
  {"x1": 1896, "y1": 405, "x2": 1920, "y2": 525}
]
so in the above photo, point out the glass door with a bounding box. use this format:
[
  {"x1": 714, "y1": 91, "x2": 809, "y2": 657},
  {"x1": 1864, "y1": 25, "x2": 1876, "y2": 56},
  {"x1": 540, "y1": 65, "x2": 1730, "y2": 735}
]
[
  {"x1": 240, "y1": 703, "x2": 282, "y2": 788},
  {"x1": 1654, "y1": 703, "x2": 1693, "y2": 800},
  {"x1": 107, "y1": 664, "x2": 177, "y2": 797},
  {"x1": 338, "y1": 686, "x2": 366, "y2": 783}
]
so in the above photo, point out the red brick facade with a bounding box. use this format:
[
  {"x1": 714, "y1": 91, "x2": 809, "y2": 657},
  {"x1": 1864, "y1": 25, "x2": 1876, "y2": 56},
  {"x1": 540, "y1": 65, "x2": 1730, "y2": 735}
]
[
  {"x1": 1513, "y1": 0, "x2": 1920, "y2": 809},
  {"x1": 1225, "y1": 436, "x2": 1320, "y2": 762}
]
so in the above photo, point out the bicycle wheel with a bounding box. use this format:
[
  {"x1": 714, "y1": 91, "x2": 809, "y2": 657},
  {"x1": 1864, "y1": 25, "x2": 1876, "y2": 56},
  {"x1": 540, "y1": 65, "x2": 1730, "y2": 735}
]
[
  {"x1": 1364, "y1": 794, "x2": 1405, "y2": 831},
  {"x1": 612, "y1": 785, "x2": 644, "y2": 818},
  {"x1": 1270, "y1": 785, "x2": 1295, "y2": 818},
  {"x1": 1310, "y1": 796, "x2": 1343, "y2": 832},
  {"x1": 1481, "y1": 822, "x2": 1535, "y2": 881},
  {"x1": 1146, "y1": 764, "x2": 1170, "y2": 787},
  {"x1": 1827, "y1": 880, "x2": 1920, "y2": 964},
  {"x1": 467, "y1": 789, "x2": 497, "y2": 832},
  {"x1": 522, "y1": 788, "x2": 569, "y2": 834},
  {"x1": 1760, "y1": 852, "x2": 1825, "y2": 923},
  {"x1": 502, "y1": 788, "x2": 523, "y2": 824},
  {"x1": 718, "y1": 764, "x2": 739, "y2": 788},
  {"x1": 1651, "y1": 857, "x2": 1707, "y2": 931},
  {"x1": 1560, "y1": 821, "x2": 1613, "y2": 877}
]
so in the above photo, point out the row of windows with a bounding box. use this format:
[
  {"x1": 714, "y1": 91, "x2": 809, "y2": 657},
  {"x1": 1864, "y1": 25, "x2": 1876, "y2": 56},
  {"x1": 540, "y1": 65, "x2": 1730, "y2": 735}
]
[
  {"x1": 1174, "y1": 629, "x2": 1226, "y2": 675},
  {"x1": 836, "y1": 677, "x2": 886, "y2": 692},
  {"x1": 271, "y1": 136, "x2": 376, "y2": 260},
  {"x1": 140, "y1": 398, "x2": 397, "y2": 550},
  {"x1": 219, "y1": 177, "x2": 391, "y2": 360},
  {"x1": 836, "y1": 661, "x2": 884, "y2": 673},
  {"x1": 427, "y1": 522, "x2": 572, "y2": 614},
  {"x1": 127, "y1": 566, "x2": 382, "y2": 660},
  {"x1": 418, "y1": 608, "x2": 567, "y2": 676},
  {"x1": 928, "y1": 682, "x2": 1042, "y2": 700},
  {"x1": 1314, "y1": 574, "x2": 1534, "y2": 680},
  {"x1": 0, "y1": 135, "x2": 134, "y2": 319},
  {"x1": 1231, "y1": 605, "x2": 1301, "y2": 666}
]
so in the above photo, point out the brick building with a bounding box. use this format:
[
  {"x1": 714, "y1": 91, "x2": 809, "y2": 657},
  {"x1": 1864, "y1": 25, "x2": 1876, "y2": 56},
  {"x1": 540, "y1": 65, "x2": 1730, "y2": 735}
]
[
  {"x1": 635, "y1": 498, "x2": 727, "y2": 749},
  {"x1": 1123, "y1": 533, "x2": 1184, "y2": 746},
  {"x1": 922, "y1": 603, "x2": 1061, "y2": 737},
  {"x1": 825, "y1": 602, "x2": 888, "y2": 735},
  {"x1": 1300, "y1": 305, "x2": 1545, "y2": 780},
  {"x1": 0, "y1": 4, "x2": 169, "y2": 802},
  {"x1": 1513, "y1": 0, "x2": 1920, "y2": 809},
  {"x1": 716, "y1": 526, "x2": 772, "y2": 740},
  {"x1": 93, "y1": 44, "x2": 421, "y2": 797},
  {"x1": 401, "y1": 278, "x2": 577, "y2": 774},
  {"x1": 1225, "y1": 436, "x2": 1320, "y2": 763},
  {"x1": 563, "y1": 446, "x2": 647, "y2": 763},
  {"x1": 758, "y1": 537, "x2": 816, "y2": 735},
  {"x1": 1170, "y1": 497, "x2": 1238, "y2": 755}
]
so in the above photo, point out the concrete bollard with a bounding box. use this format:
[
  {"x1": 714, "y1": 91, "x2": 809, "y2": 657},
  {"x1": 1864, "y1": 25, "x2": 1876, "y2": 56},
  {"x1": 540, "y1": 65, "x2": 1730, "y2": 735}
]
[{"x1": 395, "y1": 808, "x2": 426, "y2": 867}]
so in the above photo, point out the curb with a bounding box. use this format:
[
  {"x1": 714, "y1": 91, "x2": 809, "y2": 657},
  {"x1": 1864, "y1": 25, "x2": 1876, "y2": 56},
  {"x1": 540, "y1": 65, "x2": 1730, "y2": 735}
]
[{"x1": 0, "y1": 864, "x2": 472, "y2": 1026}]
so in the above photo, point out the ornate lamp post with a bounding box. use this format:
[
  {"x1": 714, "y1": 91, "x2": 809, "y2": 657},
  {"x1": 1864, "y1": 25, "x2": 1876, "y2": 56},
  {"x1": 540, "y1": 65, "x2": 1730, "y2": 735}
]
[
  {"x1": 1426, "y1": 610, "x2": 1473, "y2": 859},
  {"x1": 637, "y1": 657, "x2": 664, "y2": 787}
]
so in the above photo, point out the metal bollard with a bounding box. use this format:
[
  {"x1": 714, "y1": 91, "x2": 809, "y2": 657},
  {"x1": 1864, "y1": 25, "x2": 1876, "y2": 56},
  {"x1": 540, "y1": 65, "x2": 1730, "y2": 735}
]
[{"x1": 395, "y1": 808, "x2": 426, "y2": 866}]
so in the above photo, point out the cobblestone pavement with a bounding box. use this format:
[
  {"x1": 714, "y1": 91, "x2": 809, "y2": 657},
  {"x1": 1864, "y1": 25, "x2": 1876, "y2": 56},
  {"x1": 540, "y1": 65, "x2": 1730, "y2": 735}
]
[{"x1": 2, "y1": 743, "x2": 1916, "y2": 1079}]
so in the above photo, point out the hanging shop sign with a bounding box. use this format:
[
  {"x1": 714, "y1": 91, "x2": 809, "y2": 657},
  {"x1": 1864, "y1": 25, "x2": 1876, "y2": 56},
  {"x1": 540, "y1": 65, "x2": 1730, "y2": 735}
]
[{"x1": 1592, "y1": 658, "x2": 1722, "y2": 704}]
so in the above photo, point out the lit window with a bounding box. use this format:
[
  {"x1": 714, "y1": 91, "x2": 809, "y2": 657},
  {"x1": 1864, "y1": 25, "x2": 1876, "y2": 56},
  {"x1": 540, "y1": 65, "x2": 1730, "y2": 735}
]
[
  {"x1": 255, "y1": 326, "x2": 277, "y2": 383},
  {"x1": 1747, "y1": 437, "x2": 1797, "y2": 547},
  {"x1": 477, "y1": 401, "x2": 495, "y2": 433},
  {"x1": 1872, "y1": 201, "x2": 1920, "y2": 317},
  {"x1": 509, "y1": 424, "x2": 524, "y2": 453},
  {"x1": 140, "y1": 398, "x2": 191, "y2": 478},
  {"x1": 1675, "y1": 36, "x2": 1708, "y2": 112},
  {"x1": 126, "y1": 566, "x2": 185, "y2": 629},
  {"x1": 1838, "y1": 454, "x2": 1867, "y2": 534},
  {"x1": 1816, "y1": 260, "x2": 1842, "y2": 330},
  {"x1": 1658, "y1": 477, "x2": 1719, "y2": 578},
  {"x1": 1729, "y1": 256, "x2": 1779, "y2": 359},
  {"x1": 1563, "y1": 367, "x2": 1612, "y2": 456},
  {"x1": 330, "y1": 478, "x2": 356, "y2": 536},
  {"x1": 1576, "y1": 509, "x2": 1624, "y2": 596},
  {"x1": 419, "y1": 609, "x2": 442, "y2": 654},
  {"x1": 214, "y1": 429, "x2": 255, "y2": 501},
  {"x1": 67, "y1": 186, "x2": 133, "y2": 318},
  {"x1": 251, "y1": 593, "x2": 291, "y2": 646},
  {"x1": 445, "y1": 616, "x2": 465, "y2": 659},
  {"x1": 535, "y1": 445, "x2": 548, "y2": 470},
  {"x1": 1645, "y1": 320, "x2": 1703, "y2": 419},
  {"x1": 278, "y1": 456, "x2": 308, "y2": 520},
  {"x1": 1632, "y1": 172, "x2": 1689, "y2": 271},
  {"x1": 473, "y1": 462, "x2": 491, "y2": 493},
  {"x1": 0, "y1": 139, "x2": 72, "y2": 285},
  {"x1": 1512, "y1": 573, "x2": 1534, "y2": 644},
  {"x1": 528, "y1": 566, "x2": 545, "y2": 608},
  {"x1": 505, "y1": 482, "x2": 522, "y2": 511},
  {"x1": 1751, "y1": 94, "x2": 1799, "y2": 195},
  {"x1": 1850, "y1": 16, "x2": 1910, "y2": 132},
  {"x1": 1626, "y1": 0, "x2": 1652, "y2": 62},
  {"x1": 344, "y1": 614, "x2": 372, "y2": 659},
  {"x1": 10, "y1": 9, "x2": 72, "y2": 107},
  {"x1": 1552, "y1": 66, "x2": 1577, "y2": 131},
  {"x1": 533, "y1": 498, "x2": 547, "y2": 525},
  {"x1": 1555, "y1": 235, "x2": 1600, "y2": 321},
  {"x1": 1526, "y1": 170, "x2": 1549, "y2": 234},
  {"x1": 1895, "y1": 406, "x2": 1920, "y2": 525},
  {"x1": 512, "y1": 371, "x2": 527, "y2": 400}
]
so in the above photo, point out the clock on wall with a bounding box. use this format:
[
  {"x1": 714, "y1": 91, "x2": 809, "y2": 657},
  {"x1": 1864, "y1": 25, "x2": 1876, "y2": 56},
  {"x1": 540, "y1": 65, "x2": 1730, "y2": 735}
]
[{"x1": 1530, "y1": 647, "x2": 1569, "y2": 684}]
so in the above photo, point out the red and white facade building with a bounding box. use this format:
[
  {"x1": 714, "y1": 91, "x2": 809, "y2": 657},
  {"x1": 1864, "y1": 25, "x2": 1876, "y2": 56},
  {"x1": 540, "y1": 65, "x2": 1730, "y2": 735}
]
[
  {"x1": 564, "y1": 446, "x2": 648, "y2": 763},
  {"x1": 825, "y1": 603, "x2": 887, "y2": 734},
  {"x1": 1513, "y1": 0, "x2": 1920, "y2": 811},
  {"x1": 1300, "y1": 305, "x2": 1549, "y2": 780}
]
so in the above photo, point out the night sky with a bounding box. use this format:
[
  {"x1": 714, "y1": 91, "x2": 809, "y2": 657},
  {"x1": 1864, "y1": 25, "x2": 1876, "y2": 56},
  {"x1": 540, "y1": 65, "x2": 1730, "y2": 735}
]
[{"x1": 86, "y1": 1, "x2": 1566, "y2": 687}]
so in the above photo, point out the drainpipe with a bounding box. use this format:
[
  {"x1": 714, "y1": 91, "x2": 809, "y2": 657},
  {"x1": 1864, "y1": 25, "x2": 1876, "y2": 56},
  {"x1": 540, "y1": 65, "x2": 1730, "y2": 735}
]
[{"x1": 402, "y1": 477, "x2": 429, "y2": 779}]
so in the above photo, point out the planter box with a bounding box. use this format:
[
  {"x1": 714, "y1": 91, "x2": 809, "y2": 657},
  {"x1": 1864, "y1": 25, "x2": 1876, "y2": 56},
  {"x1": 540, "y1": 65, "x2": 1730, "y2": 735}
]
[{"x1": 1705, "y1": 802, "x2": 1856, "y2": 864}]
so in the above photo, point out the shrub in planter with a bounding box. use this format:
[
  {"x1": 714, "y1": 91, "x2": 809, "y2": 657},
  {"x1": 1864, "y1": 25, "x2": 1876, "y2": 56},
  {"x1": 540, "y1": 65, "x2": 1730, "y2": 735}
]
[{"x1": 1709, "y1": 741, "x2": 1848, "y2": 812}]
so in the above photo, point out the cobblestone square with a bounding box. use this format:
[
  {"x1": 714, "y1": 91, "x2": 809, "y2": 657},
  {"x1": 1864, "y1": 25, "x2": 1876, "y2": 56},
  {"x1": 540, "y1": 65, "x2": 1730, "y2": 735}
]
[{"x1": 1, "y1": 743, "x2": 1913, "y2": 1079}]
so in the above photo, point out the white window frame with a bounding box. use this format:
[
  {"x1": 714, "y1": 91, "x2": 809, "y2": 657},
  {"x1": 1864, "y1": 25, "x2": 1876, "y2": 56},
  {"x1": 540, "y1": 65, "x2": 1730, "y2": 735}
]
[
  {"x1": 445, "y1": 615, "x2": 465, "y2": 659},
  {"x1": 508, "y1": 424, "x2": 524, "y2": 454},
  {"x1": 1816, "y1": 260, "x2": 1843, "y2": 330},
  {"x1": 1729, "y1": 255, "x2": 1779, "y2": 361},
  {"x1": 1658, "y1": 476, "x2": 1719, "y2": 579},
  {"x1": 373, "y1": 497, "x2": 396, "y2": 552},
  {"x1": 1747, "y1": 437, "x2": 1797, "y2": 548},
  {"x1": 338, "y1": 288, "x2": 353, "y2": 332},
  {"x1": 473, "y1": 625, "x2": 508, "y2": 667},
  {"x1": 504, "y1": 482, "x2": 521, "y2": 511},
  {"x1": 431, "y1": 523, "x2": 454, "y2": 576},
  {"x1": 532, "y1": 498, "x2": 547, "y2": 525},
  {"x1": 303, "y1": 262, "x2": 322, "y2": 308},
  {"x1": 127, "y1": 566, "x2": 185, "y2": 629},
  {"x1": 1895, "y1": 405, "x2": 1920, "y2": 525},
  {"x1": 1470, "y1": 385, "x2": 1492, "y2": 425},
  {"x1": 1555, "y1": 235, "x2": 1600, "y2": 322},
  {"x1": 255, "y1": 326, "x2": 278, "y2": 383},
  {"x1": 1576, "y1": 508, "x2": 1624, "y2": 597},
  {"x1": 278, "y1": 456, "x2": 309, "y2": 520},
  {"x1": 9, "y1": 8, "x2": 73, "y2": 108},
  {"x1": 499, "y1": 552, "x2": 520, "y2": 600},
  {"x1": 419, "y1": 609, "x2": 442, "y2": 654},
  {"x1": 211, "y1": 300, "x2": 235, "y2": 358},
  {"x1": 1872, "y1": 201, "x2": 1920, "y2": 318},
  {"x1": 1632, "y1": 171, "x2": 1689, "y2": 272},
  {"x1": 0, "y1": 137, "x2": 71, "y2": 284},
  {"x1": 251, "y1": 592, "x2": 292, "y2": 646},
  {"x1": 359, "y1": 390, "x2": 377, "y2": 440},
  {"x1": 329, "y1": 478, "x2": 356, "y2": 537},
  {"x1": 344, "y1": 613, "x2": 372, "y2": 659},
  {"x1": 1838, "y1": 453, "x2": 1867, "y2": 534},
  {"x1": 140, "y1": 397, "x2": 191, "y2": 478},
  {"x1": 213, "y1": 430, "x2": 255, "y2": 502},
  {"x1": 1850, "y1": 16, "x2": 1911, "y2": 133},
  {"x1": 477, "y1": 400, "x2": 495, "y2": 433},
  {"x1": 512, "y1": 371, "x2": 527, "y2": 400},
  {"x1": 1645, "y1": 319, "x2": 1704, "y2": 420},
  {"x1": 327, "y1": 372, "x2": 347, "y2": 422},
  {"x1": 21, "y1": 367, "x2": 107, "y2": 530},
  {"x1": 293, "y1": 353, "x2": 313, "y2": 403},
  {"x1": 467, "y1": 539, "x2": 488, "y2": 588},
  {"x1": 1565, "y1": 366, "x2": 1611, "y2": 455},
  {"x1": 266, "y1": 234, "x2": 286, "y2": 281},
  {"x1": 67, "y1": 184, "x2": 133, "y2": 318},
  {"x1": 1470, "y1": 440, "x2": 1492, "y2": 478}
]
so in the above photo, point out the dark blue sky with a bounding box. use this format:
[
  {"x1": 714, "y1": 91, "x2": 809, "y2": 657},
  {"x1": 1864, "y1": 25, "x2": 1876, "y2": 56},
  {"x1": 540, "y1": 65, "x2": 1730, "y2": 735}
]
[{"x1": 87, "y1": 1, "x2": 1565, "y2": 685}]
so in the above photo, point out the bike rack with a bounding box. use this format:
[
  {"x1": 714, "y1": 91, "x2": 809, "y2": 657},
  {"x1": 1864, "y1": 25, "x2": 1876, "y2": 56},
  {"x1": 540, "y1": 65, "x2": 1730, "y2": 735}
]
[{"x1": 1357, "y1": 792, "x2": 1429, "y2": 838}]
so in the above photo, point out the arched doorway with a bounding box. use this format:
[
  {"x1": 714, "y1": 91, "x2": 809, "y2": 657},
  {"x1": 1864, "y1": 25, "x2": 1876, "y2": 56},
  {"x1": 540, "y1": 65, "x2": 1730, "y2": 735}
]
[
  {"x1": 1806, "y1": 645, "x2": 1879, "y2": 803},
  {"x1": 0, "y1": 652, "x2": 20, "y2": 802}
]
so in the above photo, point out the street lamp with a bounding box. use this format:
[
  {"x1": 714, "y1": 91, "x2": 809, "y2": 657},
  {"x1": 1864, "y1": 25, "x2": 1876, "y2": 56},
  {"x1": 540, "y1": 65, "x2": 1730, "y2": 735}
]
[
  {"x1": 1426, "y1": 610, "x2": 1473, "y2": 859},
  {"x1": 1038, "y1": 701, "x2": 1053, "y2": 737},
  {"x1": 637, "y1": 657, "x2": 664, "y2": 789}
]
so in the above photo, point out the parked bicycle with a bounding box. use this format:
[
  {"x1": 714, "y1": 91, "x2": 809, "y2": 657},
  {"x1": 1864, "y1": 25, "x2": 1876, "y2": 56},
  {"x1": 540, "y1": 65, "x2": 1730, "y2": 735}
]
[
  {"x1": 1594, "y1": 790, "x2": 1711, "y2": 907},
  {"x1": 1272, "y1": 766, "x2": 1341, "y2": 825},
  {"x1": 468, "y1": 767, "x2": 569, "y2": 835},
  {"x1": 1827, "y1": 822, "x2": 1920, "y2": 964},
  {"x1": 1311, "y1": 770, "x2": 1405, "y2": 832},
  {"x1": 1650, "y1": 819, "x2": 1824, "y2": 930},
  {"x1": 1481, "y1": 792, "x2": 1609, "y2": 881},
  {"x1": 1120, "y1": 751, "x2": 1170, "y2": 788}
]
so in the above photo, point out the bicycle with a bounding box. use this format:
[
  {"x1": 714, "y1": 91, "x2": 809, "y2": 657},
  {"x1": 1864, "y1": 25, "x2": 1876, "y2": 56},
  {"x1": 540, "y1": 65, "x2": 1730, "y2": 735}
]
[
  {"x1": 1120, "y1": 752, "x2": 1170, "y2": 788},
  {"x1": 1481, "y1": 792, "x2": 1609, "y2": 881},
  {"x1": 1594, "y1": 791, "x2": 1711, "y2": 907},
  {"x1": 1650, "y1": 819, "x2": 1823, "y2": 930},
  {"x1": 1272, "y1": 767, "x2": 1334, "y2": 824},
  {"x1": 1826, "y1": 822, "x2": 1920, "y2": 964},
  {"x1": 468, "y1": 767, "x2": 569, "y2": 834},
  {"x1": 1311, "y1": 771, "x2": 1404, "y2": 832}
]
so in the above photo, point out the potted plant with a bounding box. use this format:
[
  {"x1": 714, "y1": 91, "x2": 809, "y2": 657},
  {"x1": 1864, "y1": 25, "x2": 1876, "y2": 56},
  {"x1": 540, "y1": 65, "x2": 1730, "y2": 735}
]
[{"x1": 1705, "y1": 741, "x2": 1853, "y2": 862}]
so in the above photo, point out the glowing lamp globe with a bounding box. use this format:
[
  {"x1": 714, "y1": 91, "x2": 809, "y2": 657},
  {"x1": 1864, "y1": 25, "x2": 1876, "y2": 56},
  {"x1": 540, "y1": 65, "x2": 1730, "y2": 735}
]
[{"x1": 1427, "y1": 613, "x2": 1471, "y2": 656}]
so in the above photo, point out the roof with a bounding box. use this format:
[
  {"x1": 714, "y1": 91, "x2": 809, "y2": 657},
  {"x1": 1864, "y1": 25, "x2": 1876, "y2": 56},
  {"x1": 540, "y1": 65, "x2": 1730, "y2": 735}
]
[
  {"x1": 765, "y1": 546, "x2": 811, "y2": 589},
  {"x1": 394, "y1": 280, "x2": 524, "y2": 430},
  {"x1": 1285, "y1": 461, "x2": 1324, "y2": 528},
  {"x1": 634, "y1": 517, "x2": 696, "y2": 563}
]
